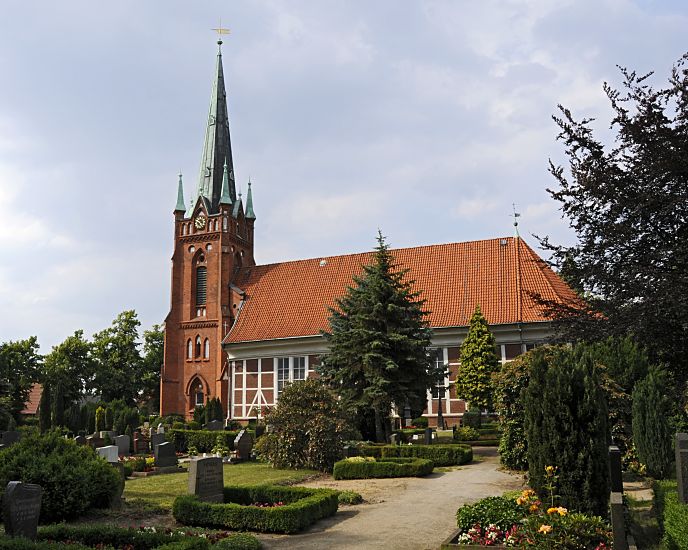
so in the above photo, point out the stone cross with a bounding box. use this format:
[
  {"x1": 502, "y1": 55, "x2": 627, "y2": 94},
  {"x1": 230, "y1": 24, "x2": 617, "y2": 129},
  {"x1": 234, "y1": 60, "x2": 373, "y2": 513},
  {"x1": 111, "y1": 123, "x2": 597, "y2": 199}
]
[
  {"x1": 2, "y1": 481, "x2": 43, "y2": 540},
  {"x1": 676, "y1": 433, "x2": 688, "y2": 504},
  {"x1": 188, "y1": 457, "x2": 224, "y2": 503}
]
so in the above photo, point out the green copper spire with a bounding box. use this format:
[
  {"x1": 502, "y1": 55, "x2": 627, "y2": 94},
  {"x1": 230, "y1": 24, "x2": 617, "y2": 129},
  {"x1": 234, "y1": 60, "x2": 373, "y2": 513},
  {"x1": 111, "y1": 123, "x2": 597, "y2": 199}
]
[
  {"x1": 220, "y1": 158, "x2": 232, "y2": 205},
  {"x1": 194, "y1": 39, "x2": 236, "y2": 214},
  {"x1": 245, "y1": 178, "x2": 256, "y2": 219},
  {"x1": 175, "y1": 173, "x2": 186, "y2": 212}
]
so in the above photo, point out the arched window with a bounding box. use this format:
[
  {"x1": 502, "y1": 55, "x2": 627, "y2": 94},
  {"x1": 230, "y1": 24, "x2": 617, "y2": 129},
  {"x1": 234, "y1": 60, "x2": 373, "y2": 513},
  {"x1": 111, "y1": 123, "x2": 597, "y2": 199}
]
[
  {"x1": 196, "y1": 266, "x2": 207, "y2": 305},
  {"x1": 186, "y1": 339, "x2": 192, "y2": 359},
  {"x1": 195, "y1": 336, "x2": 201, "y2": 358},
  {"x1": 223, "y1": 217, "x2": 227, "y2": 232},
  {"x1": 204, "y1": 338, "x2": 210, "y2": 359},
  {"x1": 193, "y1": 380, "x2": 204, "y2": 406}
]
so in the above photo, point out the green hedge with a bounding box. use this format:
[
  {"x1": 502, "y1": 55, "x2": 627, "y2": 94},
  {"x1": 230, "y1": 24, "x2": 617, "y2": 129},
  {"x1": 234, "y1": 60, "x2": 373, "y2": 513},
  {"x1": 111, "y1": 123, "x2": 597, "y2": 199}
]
[
  {"x1": 0, "y1": 541, "x2": 91, "y2": 550},
  {"x1": 173, "y1": 485, "x2": 338, "y2": 534},
  {"x1": 333, "y1": 457, "x2": 434, "y2": 479},
  {"x1": 168, "y1": 429, "x2": 240, "y2": 453},
  {"x1": 360, "y1": 444, "x2": 472, "y2": 466},
  {"x1": 654, "y1": 480, "x2": 688, "y2": 550}
]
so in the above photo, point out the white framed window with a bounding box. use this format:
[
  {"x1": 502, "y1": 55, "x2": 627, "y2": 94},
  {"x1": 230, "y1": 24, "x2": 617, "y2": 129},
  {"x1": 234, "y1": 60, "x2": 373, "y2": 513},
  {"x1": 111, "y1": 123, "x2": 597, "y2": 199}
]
[
  {"x1": 431, "y1": 348, "x2": 447, "y2": 398},
  {"x1": 276, "y1": 356, "x2": 307, "y2": 394},
  {"x1": 195, "y1": 390, "x2": 204, "y2": 406},
  {"x1": 204, "y1": 338, "x2": 210, "y2": 359},
  {"x1": 186, "y1": 339, "x2": 192, "y2": 359}
]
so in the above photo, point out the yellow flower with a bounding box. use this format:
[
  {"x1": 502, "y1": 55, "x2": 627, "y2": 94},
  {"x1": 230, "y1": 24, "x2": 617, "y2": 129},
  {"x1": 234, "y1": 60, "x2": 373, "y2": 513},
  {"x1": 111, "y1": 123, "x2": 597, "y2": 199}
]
[
  {"x1": 538, "y1": 524, "x2": 552, "y2": 534},
  {"x1": 516, "y1": 497, "x2": 525, "y2": 505},
  {"x1": 545, "y1": 465, "x2": 556, "y2": 476},
  {"x1": 547, "y1": 507, "x2": 558, "y2": 515},
  {"x1": 556, "y1": 506, "x2": 568, "y2": 516},
  {"x1": 522, "y1": 489, "x2": 536, "y2": 497},
  {"x1": 529, "y1": 503, "x2": 540, "y2": 513}
]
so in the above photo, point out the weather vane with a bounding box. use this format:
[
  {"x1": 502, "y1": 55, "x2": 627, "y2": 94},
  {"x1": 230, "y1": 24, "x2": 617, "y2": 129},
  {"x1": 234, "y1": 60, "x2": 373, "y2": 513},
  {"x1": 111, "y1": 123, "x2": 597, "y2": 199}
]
[
  {"x1": 212, "y1": 18, "x2": 231, "y2": 44},
  {"x1": 511, "y1": 203, "x2": 521, "y2": 237}
]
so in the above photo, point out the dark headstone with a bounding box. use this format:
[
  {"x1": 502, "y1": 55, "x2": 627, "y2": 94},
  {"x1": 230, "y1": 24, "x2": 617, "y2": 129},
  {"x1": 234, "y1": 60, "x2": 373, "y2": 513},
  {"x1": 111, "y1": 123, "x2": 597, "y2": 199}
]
[
  {"x1": 154, "y1": 441, "x2": 178, "y2": 468},
  {"x1": 0, "y1": 431, "x2": 21, "y2": 447},
  {"x1": 114, "y1": 435, "x2": 130, "y2": 457},
  {"x1": 610, "y1": 492, "x2": 628, "y2": 550},
  {"x1": 86, "y1": 436, "x2": 104, "y2": 449},
  {"x1": 608, "y1": 445, "x2": 623, "y2": 493},
  {"x1": 676, "y1": 433, "x2": 688, "y2": 504},
  {"x1": 150, "y1": 432, "x2": 166, "y2": 451},
  {"x1": 204, "y1": 420, "x2": 224, "y2": 431},
  {"x1": 2, "y1": 481, "x2": 42, "y2": 540},
  {"x1": 233, "y1": 430, "x2": 253, "y2": 460},
  {"x1": 78, "y1": 430, "x2": 86, "y2": 437},
  {"x1": 73, "y1": 435, "x2": 87, "y2": 446},
  {"x1": 188, "y1": 457, "x2": 224, "y2": 503},
  {"x1": 134, "y1": 435, "x2": 150, "y2": 454},
  {"x1": 424, "y1": 428, "x2": 433, "y2": 445}
]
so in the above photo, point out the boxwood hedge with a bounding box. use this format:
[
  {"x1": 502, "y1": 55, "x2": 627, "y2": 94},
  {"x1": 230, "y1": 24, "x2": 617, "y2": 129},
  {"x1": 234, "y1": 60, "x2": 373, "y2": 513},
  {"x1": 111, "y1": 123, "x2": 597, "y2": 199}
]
[
  {"x1": 168, "y1": 430, "x2": 240, "y2": 453},
  {"x1": 333, "y1": 457, "x2": 434, "y2": 479},
  {"x1": 359, "y1": 444, "x2": 472, "y2": 466},
  {"x1": 654, "y1": 480, "x2": 688, "y2": 550},
  {"x1": 173, "y1": 485, "x2": 338, "y2": 534}
]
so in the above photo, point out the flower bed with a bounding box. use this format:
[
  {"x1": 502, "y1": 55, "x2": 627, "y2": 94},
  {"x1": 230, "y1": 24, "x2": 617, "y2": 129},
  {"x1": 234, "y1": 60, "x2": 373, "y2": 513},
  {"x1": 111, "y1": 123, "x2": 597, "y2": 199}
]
[
  {"x1": 172, "y1": 485, "x2": 339, "y2": 534},
  {"x1": 332, "y1": 456, "x2": 434, "y2": 479},
  {"x1": 359, "y1": 444, "x2": 472, "y2": 466}
]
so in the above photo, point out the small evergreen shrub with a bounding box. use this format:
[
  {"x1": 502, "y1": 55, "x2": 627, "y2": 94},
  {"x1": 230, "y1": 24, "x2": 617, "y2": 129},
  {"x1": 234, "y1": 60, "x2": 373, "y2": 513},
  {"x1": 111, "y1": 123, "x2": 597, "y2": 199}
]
[
  {"x1": 654, "y1": 480, "x2": 688, "y2": 550},
  {"x1": 213, "y1": 534, "x2": 262, "y2": 550},
  {"x1": 0, "y1": 430, "x2": 121, "y2": 522},
  {"x1": 453, "y1": 426, "x2": 480, "y2": 442},
  {"x1": 412, "y1": 416, "x2": 428, "y2": 428},
  {"x1": 456, "y1": 496, "x2": 524, "y2": 531},
  {"x1": 168, "y1": 429, "x2": 239, "y2": 453},
  {"x1": 337, "y1": 490, "x2": 363, "y2": 505},
  {"x1": 461, "y1": 409, "x2": 481, "y2": 429},
  {"x1": 359, "y1": 444, "x2": 472, "y2": 466},
  {"x1": 333, "y1": 457, "x2": 434, "y2": 479},
  {"x1": 173, "y1": 485, "x2": 339, "y2": 534}
]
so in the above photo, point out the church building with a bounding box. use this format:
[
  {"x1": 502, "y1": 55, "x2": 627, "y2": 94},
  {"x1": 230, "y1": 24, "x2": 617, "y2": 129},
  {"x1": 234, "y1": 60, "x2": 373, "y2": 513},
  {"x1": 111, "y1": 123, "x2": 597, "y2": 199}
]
[{"x1": 160, "y1": 41, "x2": 577, "y2": 426}]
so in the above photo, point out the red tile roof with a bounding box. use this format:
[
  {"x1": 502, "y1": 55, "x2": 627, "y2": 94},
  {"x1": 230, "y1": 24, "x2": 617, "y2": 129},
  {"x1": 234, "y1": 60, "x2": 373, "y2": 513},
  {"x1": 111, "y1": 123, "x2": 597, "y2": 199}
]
[
  {"x1": 21, "y1": 383, "x2": 42, "y2": 415},
  {"x1": 224, "y1": 237, "x2": 578, "y2": 344}
]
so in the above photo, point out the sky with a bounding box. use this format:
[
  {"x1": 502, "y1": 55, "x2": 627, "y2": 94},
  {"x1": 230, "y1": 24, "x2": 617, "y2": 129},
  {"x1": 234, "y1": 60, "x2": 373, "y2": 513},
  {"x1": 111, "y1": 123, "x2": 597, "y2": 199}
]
[{"x1": 1, "y1": 0, "x2": 686, "y2": 351}]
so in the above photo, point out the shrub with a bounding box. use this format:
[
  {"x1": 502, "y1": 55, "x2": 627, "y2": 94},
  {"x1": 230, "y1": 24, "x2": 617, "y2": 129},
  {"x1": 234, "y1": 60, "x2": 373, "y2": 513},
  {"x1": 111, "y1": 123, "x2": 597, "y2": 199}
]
[
  {"x1": 453, "y1": 426, "x2": 480, "y2": 442},
  {"x1": 168, "y1": 429, "x2": 239, "y2": 453},
  {"x1": 213, "y1": 534, "x2": 262, "y2": 550},
  {"x1": 654, "y1": 480, "x2": 688, "y2": 550},
  {"x1": 333, "y1": 457, "x2": 434, "y2": 479},
  {"x1": 524, "y1": 346, "x2": 609, "y2": 517},
  {"x1": 173, "y1": 485, "x2": 339, "y2": 534},
  {"x1": 0, "y1": 540, "x2": 90, "y2": 550},
  {"x1": 632, "y1": 367, "x2": 673, "y2": 478},
  {"x1": 254, "y1": 379, "x2": 352, "y2": 471},
  {"x1": 461, "y1": 409, "x2": 481, "y2": 429},
  {"x1": 412, "y1": 416, "x2": 428, "y2": 428},
  {"x1": 0, "y1": 430, "x2": 121, "y2": 522},
  {"x1": 359, "y1": 444, "x2": 472, "y2": 466},
  {"x1": 456, "y1": 496, "x2": 525, "y2": 532},
  {"x1": 520, "y1": 512, "x2": 612, "y2": 549},
  {"x1": 337, "y1": 490, "x2": 363, "y2": 505}
]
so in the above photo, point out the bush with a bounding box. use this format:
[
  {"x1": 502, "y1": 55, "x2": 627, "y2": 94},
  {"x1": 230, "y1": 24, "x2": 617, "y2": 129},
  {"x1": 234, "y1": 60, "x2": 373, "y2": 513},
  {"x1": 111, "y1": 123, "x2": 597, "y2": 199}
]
[
  {"x1": 461, "y1": 409, "x2": 481, "y2": 429},
  {"x1": 333, "y1": 457, "x2": 434, "y2": 479},
  {"x1": 0, "y1": 540, "x2": 90, "y2": 550},
  {"x1": 412, "y1": 416, "x2": 428, "y2": 428},
  {"x1": 337, "y1": 490, "x2": 363, "y2": 505},
  {"x1": 213, "y1": 534, "x2": 262, "y2": 550},
  {"x1": 456, "y1": 496, "x2": 525, "y2": 532},
  {"x1": 524, "y1": 346, "x2": 609, "y2": 517},
  {"x1": 654, "y1": 480, "x2": 688, "y2": 550},
  {"x1": 632, "y1": 367, "x2": 673, "y2": 478},
  {"x1": 359, "y1": 444, "x2": 472, "y2": 466},
  {"x1": 254, "y1": 379, "x2": 352, "y2": 471},
  {"x1": 168, "y1": 429, "x2": 239, "y2": 453},
  {"x1": 0, "y1": 430, "x2": 121, "y2": 522},
  {"x1": 173, "y1": 485, "x2": 339, "y2": 534},
  {"x1": 453, "y1": 426, "x2": 480, "y2": 442}
]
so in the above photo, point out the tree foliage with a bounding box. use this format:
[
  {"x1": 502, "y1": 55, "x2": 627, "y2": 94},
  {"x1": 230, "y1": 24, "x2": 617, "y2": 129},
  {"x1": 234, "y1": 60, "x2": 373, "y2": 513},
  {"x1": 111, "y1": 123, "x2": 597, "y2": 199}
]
[
  {"x1": 141, "y1": 324, "x2": 164, "y2": 409},
  {"x1": 318, "y1": 232, "x2": 433, "y2": 442},
  {"x1": 0, "y1": 337, "x2": 41, "y2": 422},
  {"x1": 255, "y1": 379, "x2": 353, "y2": 471},
  {"x1": 538, "y1": 53, "x2": 688, "y2": 388},
  {"x1": 524, "y1": 346, "x2": 609, "y2": 517},
  {"x1": 456, "y1": 305, "x2": 499, "y2": 411},
  {"x1": 632, "y1": 366, "x2": 673, "y2": 478}
]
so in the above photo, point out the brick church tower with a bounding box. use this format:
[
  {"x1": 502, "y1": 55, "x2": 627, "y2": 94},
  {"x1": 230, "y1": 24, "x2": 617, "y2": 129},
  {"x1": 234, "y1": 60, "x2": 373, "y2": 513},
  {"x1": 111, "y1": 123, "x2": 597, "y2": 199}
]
[{"x1": 160, "y1": 38, "x2": 256, "y2": 418}]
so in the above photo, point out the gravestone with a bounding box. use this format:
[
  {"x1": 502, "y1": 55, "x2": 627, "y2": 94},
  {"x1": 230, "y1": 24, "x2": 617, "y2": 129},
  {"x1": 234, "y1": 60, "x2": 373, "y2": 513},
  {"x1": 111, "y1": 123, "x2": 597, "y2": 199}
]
[
  {"x1": 97, "y1": 445, "x2": 119, "y2": 463},
  {"x1": 390, "y1": 434, "x2": 398, "y2": 446},
  {"x1": 155, "y1": 441, "x2": 178, "y2": 468},
  {"x1": 134, "y1": 434, "x2": 150, "y2": 454},
  {"x1": 609, "y1": 492, "x2": 628, "y2": 550},
  {"x1": 0, "y1": 431, "x2": 21, "y2": 447},
  {"x1": 188, "y1": 457, "x2": 224, "y2": 503},
  {"x1": 234, "y1": 430, "x2": 253, "y2": 460},
  {"x1": 0, "y1": 444, "x2": 5, "y2": 451},
  {"x1": 676, "y1": 433, "x2": 688, "y2": 504},
  {"x1": 424, "y1": 428, "x2": 433, "y2": 445},
  {"x1": 608, "y1": 446, "x2": 623, "y2": 493},
  {"x1": 204, "y1": 420, "x2": 224, "y2": 431},
  {"x1": 86, "y1": 435, "x2": 104, "y2": 449},
  {"x1": 114, "y1": 435, "x2": 130, "y2": 457},
  {"x1": 151, "y1": 432, "x2": 166, "y2": 451},
  {"x1": 2, "y1": 481, "x2": 42, "y2": 540},
  {"x1": 157, "y1": 423, "x2": 165, "y2": 434},
  {"x1": 99, "y1": 430, "x2": 115, "y2": 441},
  {"x1": 73, "y1": 435, "x2": 87, "y2": 446}
]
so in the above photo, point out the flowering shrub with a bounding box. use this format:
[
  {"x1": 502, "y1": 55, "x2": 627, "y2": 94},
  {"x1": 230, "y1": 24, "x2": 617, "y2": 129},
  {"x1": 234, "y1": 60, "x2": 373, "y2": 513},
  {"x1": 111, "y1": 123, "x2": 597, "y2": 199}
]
[{"x1": 454, "y1": 426, "x2": 481, "y2": 442}]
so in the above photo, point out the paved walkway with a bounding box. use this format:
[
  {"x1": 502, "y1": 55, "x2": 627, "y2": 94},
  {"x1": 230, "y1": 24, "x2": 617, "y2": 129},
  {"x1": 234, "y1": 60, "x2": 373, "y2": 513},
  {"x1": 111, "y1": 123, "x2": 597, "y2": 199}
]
[{"x1": 259, "y1": 448, "x2": 524, "y2": 550}]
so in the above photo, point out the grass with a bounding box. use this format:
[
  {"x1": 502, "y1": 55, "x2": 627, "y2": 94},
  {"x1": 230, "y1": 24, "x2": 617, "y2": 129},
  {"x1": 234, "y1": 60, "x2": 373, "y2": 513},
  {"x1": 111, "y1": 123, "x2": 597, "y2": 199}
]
[{"x1": 123, "y1": 462, "x2": 318, "y2": 510}]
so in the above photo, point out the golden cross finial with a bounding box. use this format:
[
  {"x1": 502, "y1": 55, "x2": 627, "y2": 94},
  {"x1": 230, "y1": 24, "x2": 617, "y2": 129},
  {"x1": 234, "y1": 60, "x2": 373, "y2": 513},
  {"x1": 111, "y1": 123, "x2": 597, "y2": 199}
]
[{"x1": 212, "y1": 18, "x2": 231, "y2": 44}]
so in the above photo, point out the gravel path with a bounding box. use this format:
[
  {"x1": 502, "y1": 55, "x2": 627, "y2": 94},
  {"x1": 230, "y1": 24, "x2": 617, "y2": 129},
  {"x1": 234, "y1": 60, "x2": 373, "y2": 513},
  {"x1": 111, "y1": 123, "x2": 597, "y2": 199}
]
[{"x1": 258, "y1": 448, "x2": 524, "y2": 550}]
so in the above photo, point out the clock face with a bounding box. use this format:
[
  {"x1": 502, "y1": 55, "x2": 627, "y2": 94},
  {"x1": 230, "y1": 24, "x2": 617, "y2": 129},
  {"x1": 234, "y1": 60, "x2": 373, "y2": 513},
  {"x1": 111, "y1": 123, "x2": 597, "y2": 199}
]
[{"x1": 195, "y1": 214, "x2": 207, "y2": 230}]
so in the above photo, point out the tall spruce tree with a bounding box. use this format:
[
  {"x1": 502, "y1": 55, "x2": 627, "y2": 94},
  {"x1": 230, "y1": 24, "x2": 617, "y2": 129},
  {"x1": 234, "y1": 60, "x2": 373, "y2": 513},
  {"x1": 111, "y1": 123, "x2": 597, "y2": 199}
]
[
  {"x1": 455, "y1": 305, "x2": 499, "y2": 414},
  {"x1": 318, "y1": 232, "x2": 433, "y2": 443}
]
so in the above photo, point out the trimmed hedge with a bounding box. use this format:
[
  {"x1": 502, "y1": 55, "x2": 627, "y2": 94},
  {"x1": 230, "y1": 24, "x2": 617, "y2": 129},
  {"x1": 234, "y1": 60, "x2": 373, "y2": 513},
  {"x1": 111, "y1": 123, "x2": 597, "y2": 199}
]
[
  {"x1": 333, "y1": 457, "x2": 434, "y2": 479},
  {"x1": 173, "y1": 485, "x2": 339, "y2": 534},
  {"x1": 0, "y1": 541, "x2": 91, "y2": 550},
  {"x1": 168, "y1": 429, "x2": 240, "y2": 453},
  {"x1": 654, "y1": 480, "x2": 688, "y2": 550},
  {"x1": 360, "y1": 444, "x2": 472, "y2": 466}
]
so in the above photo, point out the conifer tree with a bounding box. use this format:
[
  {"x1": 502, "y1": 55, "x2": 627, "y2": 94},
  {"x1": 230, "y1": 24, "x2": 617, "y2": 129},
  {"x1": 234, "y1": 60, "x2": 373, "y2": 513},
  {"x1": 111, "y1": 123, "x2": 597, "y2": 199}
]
[
  {"x1": 39, "y1": 384, "x2": 52, "y2": 433},
  {"x1": 52, "y1": 382, "x2": 65, "y2": 428},
  {"x1": 455, "y1": 305, "x2": 499, "y2": 414},
  {"x1": 319, "y1": 232, "x2": 433, "y2": 443},
  {"x1": 632, "y1": 366, "x2": 673, "y2": 478}
]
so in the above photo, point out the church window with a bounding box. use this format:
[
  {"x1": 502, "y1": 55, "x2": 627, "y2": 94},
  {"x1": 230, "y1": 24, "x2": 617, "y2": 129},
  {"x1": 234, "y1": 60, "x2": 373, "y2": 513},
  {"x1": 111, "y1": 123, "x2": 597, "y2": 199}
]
[
  {"x1": 204, "y1": 338, "x2": 210, "y2": 359},
  {"x1": 223, "y1": 217, "x2": 227, "y2": 231},
  {"x1": 195, "y1": 336, "x2": 201, "y2": 358},
  {"x1": 276, "y1": 356, "x2": 307, "y2": 394},
  {"x1": 196, "y1": 267, "x2": 207, "y2": 305},
  {"x1": 186, "y1": 339, "x2": 192, "y2": 359},
  {"x1": 195, "y1": 389, "x2": 204, "y2": 406},
  {"x1": 206, "y1": 244, "x2": 212, "y2": 251},
  {"x1": 189, "y1": 245, "x2": 195, "y2": 253},
  {"x1": 431, "y1": 348, "x2": 447, "y2": 398}
]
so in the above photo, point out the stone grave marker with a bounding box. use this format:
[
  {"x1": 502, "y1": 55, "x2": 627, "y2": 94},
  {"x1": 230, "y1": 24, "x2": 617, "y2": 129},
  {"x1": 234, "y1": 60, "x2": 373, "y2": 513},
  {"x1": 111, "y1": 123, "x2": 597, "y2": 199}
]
[
  {"x1": 204, "y1": 420, "x2": 224, "y2": 431},
  {"x1": 676, "y1": 433, "x2": 688, "y2": 504},
  {"x1": 73, "y1": 435, "x2": 87, "y2": 446},
  {"x1": 157, "y1": 423, "x2": 165, "y2": 434},
  {"x1": 155, "y1": 441, "x2": 178, "y2": 467},
  {"x1": 234, "y1": 430, "x2": 253, "y2": 460},
  {"x1": 114, "y1": 435, "x2": 130, "y2": 457},
  {"x1": 609, "y1": 492, "x2": 628, "y2": 550},
  {"x1": 608, "y1": 445, "x2": 623, "y2": 493},
  {"x1": 188, "y1": 457, "x2": 224, "y2": 503},
  {"x1": 134, "y1": 434, "x2": 150, "y2": 454},
  {"x1": 2, "y1": 481, "x2": 43, "y2": 540},
  {"x1": 390, "y1": 434, "x2": 398, "y2": 446},
  {"x1": 424, "y1": 428, "x2": 433, "y2": 445},
  {"x1": 0, "y1": 431, "x2": 21, "y2": 447},
  {"x1": 97, "y1": 445, "x2": 119, "y2": 463},
  {"x1": 151, "y1": 432, "x2": 166, "y2": 451},
  {"x1": 86, "y1": 435, "x2": 104, "y2": 449},
  {"x1": 99, "y1": 430, "x2": 115, "y2": 440}
]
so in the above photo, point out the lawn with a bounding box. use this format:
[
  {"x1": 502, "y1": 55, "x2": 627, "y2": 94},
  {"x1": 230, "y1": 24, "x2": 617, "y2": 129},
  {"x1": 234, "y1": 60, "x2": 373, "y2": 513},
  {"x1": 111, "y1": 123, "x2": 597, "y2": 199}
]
[{"x1": 124, "y1": 462, "x2": 319, "y2": 510}]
